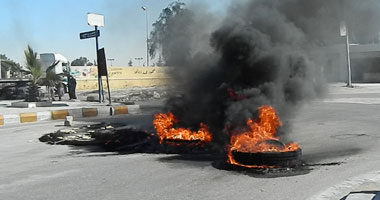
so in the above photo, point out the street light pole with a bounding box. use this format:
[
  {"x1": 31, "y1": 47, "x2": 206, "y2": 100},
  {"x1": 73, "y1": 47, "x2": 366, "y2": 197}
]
[
  {"x1": 340, "y1": 0, "x2": 353, "y2": 88},
  {"x1": 135, "y1": 57, "x2": 143, "y2": 66},
  {"x1": 107, "y1": 58, "x2": 115, "y2": 66},
  {"x1": 141, "y1": 6, "x2": 149, "y2": 67},
  {"x1": 345, "y1": 28, "x2": 352, "y2": 88}
]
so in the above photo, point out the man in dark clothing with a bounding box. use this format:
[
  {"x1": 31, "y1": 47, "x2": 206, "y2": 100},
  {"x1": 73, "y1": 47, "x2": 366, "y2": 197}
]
[{"x1": 68, "y1": 76, "x2": 77, "y2": 100}]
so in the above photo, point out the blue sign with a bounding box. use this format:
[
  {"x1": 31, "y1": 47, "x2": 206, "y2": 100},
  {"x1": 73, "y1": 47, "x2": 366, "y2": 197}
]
[{"x1": 79, "y1": 30, "x2": 100, "y2": 39}]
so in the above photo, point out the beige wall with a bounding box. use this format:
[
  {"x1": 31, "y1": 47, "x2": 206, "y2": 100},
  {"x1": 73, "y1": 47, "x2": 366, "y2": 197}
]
[{"x1": 70, "y1": 66, "x2": 171, "y2": 91}]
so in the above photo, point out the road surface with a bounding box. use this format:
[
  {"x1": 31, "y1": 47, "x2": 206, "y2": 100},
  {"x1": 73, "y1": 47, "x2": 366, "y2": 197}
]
[{"x1": 1, "y1": 84, "x2": 380, "y2": 200}]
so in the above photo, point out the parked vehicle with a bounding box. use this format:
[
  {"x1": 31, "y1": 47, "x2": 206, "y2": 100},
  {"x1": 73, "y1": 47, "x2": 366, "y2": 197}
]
[
  {"x1": 0, "y1": 82, "x2": 28, "y2": 100},
  {"x1": 39, "y1": 53, "x2": 70, "y2": 92},
  {"x1": 39, "y1": 53, "x2": 70, "y2": 74}
]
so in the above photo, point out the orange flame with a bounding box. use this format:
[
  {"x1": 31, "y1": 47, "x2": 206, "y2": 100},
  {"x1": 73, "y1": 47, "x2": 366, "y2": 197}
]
[
  {"x1": 227, "y1": 105, "x2": 299, "y2": 167},
  {"x1": 153, "y1": 112, "x2": 212, "y2": 145}
]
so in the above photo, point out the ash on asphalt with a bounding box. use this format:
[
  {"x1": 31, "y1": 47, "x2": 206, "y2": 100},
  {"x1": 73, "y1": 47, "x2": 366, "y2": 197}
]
[
  {"x1": 39, "y1": 122, "x2": 219, "y2": 155},
  {"x1": 211, "y1": 158, "x2": 346, "y2": 178},
  {"x1": 144, "y1": 148, "x2": 345, "y2": 178},
  {"x1": 210, "y1": 157, "x2": 310, "y2": 178},
  {"x1": 39, "y1": 122, "x2": 347, "y2": 178},
  {"x1": 157, "y1": 153, "x2": 312, "y2": 178}
]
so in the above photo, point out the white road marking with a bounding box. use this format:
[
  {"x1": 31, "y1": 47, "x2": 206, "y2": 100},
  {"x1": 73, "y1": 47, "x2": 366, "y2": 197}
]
[
  {"x1": 345, "y1": 193, "x2": 376, "y2": 200},
  {"x1": 308, "y1": 171, "x2": 380, "y2": 200}
]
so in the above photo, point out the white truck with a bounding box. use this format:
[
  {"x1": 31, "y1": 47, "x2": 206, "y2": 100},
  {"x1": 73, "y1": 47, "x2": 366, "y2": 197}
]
[
  {"x1": 39, "y1": 53, "x2": 70, "y2": 74},
  {"x1": 39, "y1": 53, "x2": 71, "y2": 93}
]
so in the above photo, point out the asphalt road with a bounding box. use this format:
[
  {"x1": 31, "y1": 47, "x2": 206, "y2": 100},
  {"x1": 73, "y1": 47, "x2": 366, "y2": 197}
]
[{"x1": 1, "y1": 85, "x2": 380, "y2": 200}]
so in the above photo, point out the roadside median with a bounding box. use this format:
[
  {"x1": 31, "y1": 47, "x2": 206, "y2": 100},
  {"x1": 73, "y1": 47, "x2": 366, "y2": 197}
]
[{"x1": 0, "y1": 104, "x2": 140, "y2": 126}]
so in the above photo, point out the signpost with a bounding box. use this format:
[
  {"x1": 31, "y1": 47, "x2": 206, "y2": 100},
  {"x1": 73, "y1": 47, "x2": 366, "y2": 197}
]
[
  {"x1": 79, "y1": 30, "x2": 100, "y2": 40},
  {"x1": 80, "y1": 13, "x2": 111, "y2": 104},
  {"x1": 97, "y1": 48, "x2": 111, "y2": 104},
  {"x1": 87, "y1": 13, "x2": 105, "y2": 27}
]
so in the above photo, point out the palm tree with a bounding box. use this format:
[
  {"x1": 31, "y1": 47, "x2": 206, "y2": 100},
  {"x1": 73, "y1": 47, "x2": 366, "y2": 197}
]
[{"x1": 24, "y1": 45, "x2": 43, "y2": 102}]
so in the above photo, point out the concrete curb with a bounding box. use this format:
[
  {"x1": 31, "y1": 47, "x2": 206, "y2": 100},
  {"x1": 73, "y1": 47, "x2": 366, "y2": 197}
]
[{"x1": 0, "y1": 105, "x2": 140, "y2": 126}]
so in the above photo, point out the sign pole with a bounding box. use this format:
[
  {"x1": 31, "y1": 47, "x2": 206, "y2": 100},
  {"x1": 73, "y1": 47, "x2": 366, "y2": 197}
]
[
  {"x1": 97, "y1": 48, "x2": 111, "y2": 105},
  {"x1": 95, "y1": 25, "x2": 102, "y2": 103},
  {"x1": 106, "y1": 70, "x2": 112, "y2": 105},
  {"x1": 83, "y1": 13, "x2": 105, "y2": 102}
]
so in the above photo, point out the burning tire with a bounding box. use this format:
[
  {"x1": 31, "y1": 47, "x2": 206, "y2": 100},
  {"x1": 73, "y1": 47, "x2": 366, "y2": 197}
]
[
  {"x1": 231, "y1": 148, "x2": 302, "y2": 168},
  {"x1": 153, "y1": 112, "x2": 212, "y2": 146},
  {"x1": 163, "y1": 139, "x2": 203, "y2": 146}
]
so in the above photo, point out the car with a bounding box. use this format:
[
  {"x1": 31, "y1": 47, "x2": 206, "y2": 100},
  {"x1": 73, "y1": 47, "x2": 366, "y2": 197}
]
[{"x1": 0, "y1": 83, "x2": 28, "y2": 100}]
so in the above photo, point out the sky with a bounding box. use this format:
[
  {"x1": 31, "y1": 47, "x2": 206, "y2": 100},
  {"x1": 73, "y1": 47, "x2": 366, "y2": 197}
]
[{"x1": 0, "y1": 0, "x2": 230, "y2": 67}]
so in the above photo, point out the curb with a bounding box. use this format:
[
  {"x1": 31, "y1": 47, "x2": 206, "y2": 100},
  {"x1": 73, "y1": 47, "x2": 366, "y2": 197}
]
[{"x1": 0, "y1": 105, "x2": 140, "y2": 126}]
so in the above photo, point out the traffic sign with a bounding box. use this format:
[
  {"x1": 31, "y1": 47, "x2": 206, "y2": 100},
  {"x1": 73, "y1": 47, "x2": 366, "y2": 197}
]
[
  {"x1": 79, "y1": 30, "x2": 100, "y2": 39},
  {"x1": 88, "y1": 13, "x2": 104, "y2": 27},
  {"x1": 97, "y1": 48, "x2": 108, "y2": 77}
]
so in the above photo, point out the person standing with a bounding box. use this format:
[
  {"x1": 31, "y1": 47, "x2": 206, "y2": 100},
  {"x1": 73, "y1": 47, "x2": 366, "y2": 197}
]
[
  {"x1": 49, "y1": 86, "x2": 55, "y2": 101},
  {"x1": 68, "y1": 76, "x2": 77, "y2": 100},
  {"x1": 56, "y1": 83, "x2": 64, "y2": 101}
]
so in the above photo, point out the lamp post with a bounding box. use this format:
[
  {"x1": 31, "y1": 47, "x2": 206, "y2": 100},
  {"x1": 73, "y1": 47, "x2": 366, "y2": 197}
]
[
  {"x1": 340, "y1": 0, "x2": 352, "y2": 88},
  {"x1": 340, "y1": 22, "x2": 352, "y2": 87},
  {"x1": 107, "y1": 58, "x2": 115, "y2": 66},
  {"x1": 141, "y1": 6, "x2": 149, "y2": 67},
  {"x1": 345, "y1": 27, "x2": 352, "y2": 88},
  {"x1": 135, "y1": 57, "x2": 143, "y2": 66}
]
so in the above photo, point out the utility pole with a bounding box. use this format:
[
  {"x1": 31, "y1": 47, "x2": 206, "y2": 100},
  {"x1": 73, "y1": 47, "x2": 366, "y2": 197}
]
[
  {"x1": 340, "y1": 0, "x2": 353, "y2": 88},
  {"x1": 107, "y1": 58, "x2": 115, "y2": 66},
  {"x1": 141, "y1": 6, "x2": 149, "y2": 67},
  {"x1": 135, "y1": 57, "x2": 143, "y2": 66},
  {"x1": 345, "y1": 27, "x2": 352, "y2": 88}
]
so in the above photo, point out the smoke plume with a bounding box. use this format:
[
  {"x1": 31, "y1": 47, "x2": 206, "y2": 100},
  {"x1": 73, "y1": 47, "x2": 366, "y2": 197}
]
[{"x1": 158, "y1": 0, "x2": 380, "y2": 146}]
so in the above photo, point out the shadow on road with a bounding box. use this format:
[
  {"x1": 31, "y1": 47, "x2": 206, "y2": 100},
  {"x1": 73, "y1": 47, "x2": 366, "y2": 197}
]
[{"x1": 302, "y1": 147, "x2": 362, "y2": 163}]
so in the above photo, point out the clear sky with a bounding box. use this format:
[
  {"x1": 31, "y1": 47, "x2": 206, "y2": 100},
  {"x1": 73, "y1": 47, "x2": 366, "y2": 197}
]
[{"x1": 0, "y1": 0, "x2": 230, "y2": 67}]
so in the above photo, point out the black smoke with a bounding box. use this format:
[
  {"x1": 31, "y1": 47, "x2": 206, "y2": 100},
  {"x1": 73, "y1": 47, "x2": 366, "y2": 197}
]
[{"x1": 157, "y1": 0, "x2": 380, "y2": 147}]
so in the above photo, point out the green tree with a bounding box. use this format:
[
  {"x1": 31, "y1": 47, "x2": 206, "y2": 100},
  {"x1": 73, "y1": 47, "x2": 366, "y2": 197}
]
[
  {"x1": 128, "y1": 59, "x2": 133, "y2": 66},
  {"x1": 71, "y1": 57, "x2": 91, "y2": 66},
  {"x1": 24, "y1": 45, "x2": 43, "y2": 102},
  {"x1": 149, "y1": 1, "x2": 188, "y2": 65}
]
